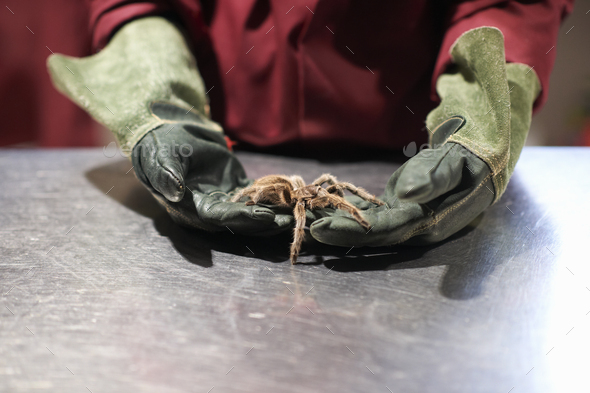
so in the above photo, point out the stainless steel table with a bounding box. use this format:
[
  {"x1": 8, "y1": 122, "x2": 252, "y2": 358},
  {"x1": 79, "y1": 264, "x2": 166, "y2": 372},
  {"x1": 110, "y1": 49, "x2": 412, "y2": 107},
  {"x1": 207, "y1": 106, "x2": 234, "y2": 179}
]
[{"x1": 1, "y1": 147, "x2": 589, "y2": 393}]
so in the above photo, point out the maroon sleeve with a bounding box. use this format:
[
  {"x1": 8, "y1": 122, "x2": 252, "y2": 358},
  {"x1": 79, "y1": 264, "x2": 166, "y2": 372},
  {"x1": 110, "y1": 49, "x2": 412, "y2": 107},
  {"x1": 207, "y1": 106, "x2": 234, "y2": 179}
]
[
  {"x1": 432, "y1": 0, "x2": 575, "y2": 112},
  {"x1": 86, "y1": 0, "x2": 207, "y2": 52}
]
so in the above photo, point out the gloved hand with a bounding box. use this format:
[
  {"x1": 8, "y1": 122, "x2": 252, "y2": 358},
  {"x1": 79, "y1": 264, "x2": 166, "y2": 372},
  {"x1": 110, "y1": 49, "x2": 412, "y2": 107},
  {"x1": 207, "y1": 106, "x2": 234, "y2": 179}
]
[
  {"x1": 132, "y1": 104, "x2": 294, "y2": 234},
  {"x1": 47, "y1": 17, "x2": 292, "y2": 235},
  {"x1": 310, "y1": 27, "x2": 541, "y2": 247}
]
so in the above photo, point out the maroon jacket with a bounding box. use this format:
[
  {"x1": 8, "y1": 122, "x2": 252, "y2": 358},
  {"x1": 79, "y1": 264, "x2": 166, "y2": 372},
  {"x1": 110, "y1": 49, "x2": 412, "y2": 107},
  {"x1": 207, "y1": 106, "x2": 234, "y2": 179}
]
[{"x1": 87, "y1": 0, "x2": 574, "y2": 151}]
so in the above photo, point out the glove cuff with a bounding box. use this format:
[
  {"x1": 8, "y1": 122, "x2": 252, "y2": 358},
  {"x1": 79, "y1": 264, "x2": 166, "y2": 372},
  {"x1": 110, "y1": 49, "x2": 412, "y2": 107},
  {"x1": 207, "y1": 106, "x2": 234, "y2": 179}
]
[
  {"x1": 427, "y1": 26, "x2": 540, "y2": 203},
  {"x1": 47, "y1": 17, "x2": 212, "y2": 154}
]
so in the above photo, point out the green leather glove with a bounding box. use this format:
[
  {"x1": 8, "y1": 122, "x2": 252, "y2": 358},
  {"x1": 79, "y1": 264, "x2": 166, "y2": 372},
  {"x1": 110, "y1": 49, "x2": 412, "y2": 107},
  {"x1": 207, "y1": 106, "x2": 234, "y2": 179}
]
[
  {"x1": 47, "y1": 17, "x2": 293, "y2": 235},
  {"x1": 310, "y1": 27, "x2": 541, "y2": 247},
  {"x1": 132, "y1": 103, "x2": 294, "y2": 234}
]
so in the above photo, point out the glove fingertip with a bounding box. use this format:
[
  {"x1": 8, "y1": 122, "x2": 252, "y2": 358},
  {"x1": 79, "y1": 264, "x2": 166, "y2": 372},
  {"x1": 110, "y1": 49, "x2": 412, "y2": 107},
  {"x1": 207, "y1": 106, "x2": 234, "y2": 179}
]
[
  {"x1": 250, "y1": 206, "x2": 276, "y2": 221},
  {"x1": 310, "y1": 217, "x2": 330, "y2": 229},
  {"x1": 158, "y1": 169, "x2": 186, "y2": 202},
  {"x1": 311, "y1": 216, "x2": 384, "y2": 247}
]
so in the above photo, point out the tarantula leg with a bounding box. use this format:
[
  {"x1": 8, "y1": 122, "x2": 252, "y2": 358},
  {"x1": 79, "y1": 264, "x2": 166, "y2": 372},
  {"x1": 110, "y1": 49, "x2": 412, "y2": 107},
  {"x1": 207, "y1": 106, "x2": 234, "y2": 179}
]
[
  {"x1": 249, "y1": 187, "x2": 269, "y2": 205},
  {"x1": 231, "y1": 186, "x2": 265, "y2": 204},
  {"x1": 289, "y1": 175, "x2": 306, "y2": 189},
  {"x1": 232, "y1": 183, "x2": 292, "y2": 206},
  {"x1": 290, "y1": 202, "x2": 306, "y2": 264},
  {"x1": 337, "y1": 182, "x2": 385, "y2": 206},
  {"x1": 230, "y1": 186, "x2": 252, "y2": 203},
  {"x1": 313, "y1": 174, "x2": 383, "y2": 205},
  {"x1": 324, "y1": 184, "x2": 345, "y2": 197},
  {"x1": 312, "y1": 173, "x2": 339, "y2": 187},
  {"x1": 323, "y1": 194, "x2": 372, "y2": 230},
  {"x1": 231, "y1": 175, "x2": 294, "y2": 203},
  {"x1": 314, "y1": 174, "x2": 345, "y2": 196}
]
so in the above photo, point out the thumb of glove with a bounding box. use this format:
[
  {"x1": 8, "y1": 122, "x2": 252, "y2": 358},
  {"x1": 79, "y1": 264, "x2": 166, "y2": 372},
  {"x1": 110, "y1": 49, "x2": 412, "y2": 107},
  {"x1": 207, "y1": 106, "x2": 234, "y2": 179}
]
[{"x1": 132, "y1": 130, "x2": 189, "y2": 203}]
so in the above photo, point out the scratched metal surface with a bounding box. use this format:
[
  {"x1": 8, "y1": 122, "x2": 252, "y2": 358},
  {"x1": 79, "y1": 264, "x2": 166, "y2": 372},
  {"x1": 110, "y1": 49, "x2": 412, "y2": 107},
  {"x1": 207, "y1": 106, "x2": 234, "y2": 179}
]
[{"x1": 1, "y1": 147, "x2": 589, "y2": 393}]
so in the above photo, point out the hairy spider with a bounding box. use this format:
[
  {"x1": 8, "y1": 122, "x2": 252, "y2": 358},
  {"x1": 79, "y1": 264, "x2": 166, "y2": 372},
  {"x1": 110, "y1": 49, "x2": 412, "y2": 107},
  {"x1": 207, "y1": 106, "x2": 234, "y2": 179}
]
[{"x1": 231, "y1": 174, "x2": 385, "y2": 264}]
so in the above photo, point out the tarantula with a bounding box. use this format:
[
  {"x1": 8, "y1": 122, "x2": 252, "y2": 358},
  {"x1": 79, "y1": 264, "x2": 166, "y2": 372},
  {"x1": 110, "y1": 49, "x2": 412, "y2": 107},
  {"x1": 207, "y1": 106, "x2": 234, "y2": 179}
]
[{"x1": 231, "y1": 174, "x2": 385, "y2": 264}]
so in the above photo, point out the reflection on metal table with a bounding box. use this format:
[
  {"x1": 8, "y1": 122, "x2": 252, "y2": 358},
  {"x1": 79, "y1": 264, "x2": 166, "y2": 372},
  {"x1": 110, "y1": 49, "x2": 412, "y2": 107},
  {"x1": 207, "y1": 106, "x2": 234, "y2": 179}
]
[{"x1": 1, "y1": 147, "x2": 589, "y2": 393}]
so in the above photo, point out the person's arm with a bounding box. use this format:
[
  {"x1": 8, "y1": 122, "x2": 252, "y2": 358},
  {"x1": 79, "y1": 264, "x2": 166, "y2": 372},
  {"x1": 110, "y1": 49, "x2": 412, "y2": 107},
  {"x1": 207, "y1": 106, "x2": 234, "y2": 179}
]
[
  {"x1": 85, "y1": 0, "x2": 208, "y2": 53},
  {"x1": 309, "y1": 0, "x2": 575, "y2": 248},
  {"x1": 47, "y1": 16, "x2": 293, "y2": 235},
  {"x1": 309, "y1": 26, "x2": 541, "y2": 247}
]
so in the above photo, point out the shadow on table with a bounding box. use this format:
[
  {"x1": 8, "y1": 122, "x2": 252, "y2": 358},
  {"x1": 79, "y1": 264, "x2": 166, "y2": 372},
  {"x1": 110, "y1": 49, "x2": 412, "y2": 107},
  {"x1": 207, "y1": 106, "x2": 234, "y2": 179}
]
[
  {"x1": 86, "y1": 159, "x2": 538, "y2": 300},
  {"x1": 85, "y1": 159, "x2": 294, "y2": 267},
  {"x1": 317, "y1": 171, "x2": 542, "y2": 300}
]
